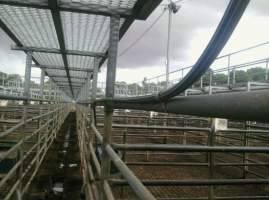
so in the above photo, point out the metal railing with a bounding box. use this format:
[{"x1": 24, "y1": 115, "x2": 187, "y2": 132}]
[
  {"x1": 75, "y1": 106, "x2": 269, "y2": 200},
  {"x1": 0, "y1": 104, "x2": 71, "y2": 200}
]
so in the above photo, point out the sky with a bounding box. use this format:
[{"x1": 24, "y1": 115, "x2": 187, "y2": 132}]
[{"x1": 0, "y1": 0, "x2": 269, "y2": 85}]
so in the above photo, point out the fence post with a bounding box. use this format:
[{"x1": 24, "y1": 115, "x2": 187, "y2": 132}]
[
  {"x1": 227, "y1": 54, "x2": 231, "y2": 86},
  {"x1": 265, "y1": 59, "x2": 268, "y2": 81},
  {"x1": 208, "y1": 118, "x2": 216, "y2": 200}
]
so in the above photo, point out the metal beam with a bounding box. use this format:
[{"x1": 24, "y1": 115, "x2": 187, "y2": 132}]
[
  {"x1": 55, "y1": 80, "x2": 83, "y2": 86},
  {"x1": 54, "y1": 79, "x2": 84, "y2": 83},
  {"x1": 59, "y1": 86, "x2": 81, "y2": 88},
  {"x1": 0, "y1": 0, "x2": 132, "y2": 18},
  {"x1": 48, "y1": 0, "x2": 74, "y2": 98},
  {"x1": 12, "y1": 45, "x2": 106, "y2": 58},
  {"x1": 32, "y1": 64, "x2": 92, "y2": 72},
  {"x1": 49, "y1": 75, "x2": 87, "y2": 79}
]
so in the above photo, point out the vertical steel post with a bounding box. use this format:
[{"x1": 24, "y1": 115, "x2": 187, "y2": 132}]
[
  {"x1": 22, "y1": 51, "x2": 32, "y2": 121},
  {"x1": 243, "y1": 121, "x2": 249, "y2": 178},
  {"x1": 182, "y1": 118, "x2": 186, "y2": 145},
  {"x1": 100, "y1": 15, "x2": 120, "y2": 200},
  {"x1": 232, "y1": 68, "x2": 236, "y2": 85},
  {"x1": 208, "y1": 118, "x2": 215, "y2": 200},
  {"x1": 166, "y1": 5, "x2": 172, "y2": 89},
  {"x1": 37, "y1": 70, "x2": 45, "y2": 170},
  {"x1": 17, "y1": 145, "x2": 23, "y2": 199},
  {"x1": 91, "y1": 58, "x2": 99, "y2": 104},
  {"x1": 209, "y1": 71, "x2": 213, "y2": 95},
  {"x1": 265, "y1": 59, "x2": 268, "y2": 81},
  {"x1": 227, "y1": 54, "x2": 231, "y2": 86}
]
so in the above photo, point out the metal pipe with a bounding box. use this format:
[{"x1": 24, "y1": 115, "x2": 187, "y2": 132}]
[
  {"x1": 101, "y1": 90, "x2": 269, "y2": 122},
  {"x1": 106, "y1": 145, "x2": 156, "y2": 200},
  {"x1": 113, "y1": 143, "x2": 269, "y2": 153},
  {"x1": 110, "y1": 178, "x2": 269, "y2": 186}
]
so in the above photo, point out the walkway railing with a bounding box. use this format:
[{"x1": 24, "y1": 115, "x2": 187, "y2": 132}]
[
  {"x1": 0, "y1": 104, "x2": 71, "y2": 200},
  {"x1": 76, "y1": 106, "x2": 269, "y2": 200}
]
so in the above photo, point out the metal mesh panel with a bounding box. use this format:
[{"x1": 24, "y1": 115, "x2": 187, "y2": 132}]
[
  {"x1": 61, "y1": 12, "x2": 124, "y2": 53},
  {"x1": 33, "y1": 52, "x2": 64, "y2": 66},
  {"x1": 67, "y1": 55, "x2": 94, "y2": 69},
  {"x1": 70, "y1": 78, "x2": 85, "y2": 83},
  {"x1": 53, "y1": 77, "x2": 71, "y2": 82},
  {"x1": 0, "y1": 5, "x2": 59, "y2": 48},
  {"x1": 61, "y1": 12, "x2": 110, "y2": 52},
  {"x1": 59, "y1": 0, "x2": 137, "y2": 9},
  {"x1": 69, "y1": 71, "x2": 87, "y2": 78},
  {"x1": 46, "y1": 69, "x2": 67, "y2": 76}
]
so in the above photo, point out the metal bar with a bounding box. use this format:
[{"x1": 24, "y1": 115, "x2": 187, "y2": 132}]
[
  {"x1": 12, "y1": 45, "x2": 106, "y2": 58},
  {"x1": 106, "y1": 145, "x2": 156, "y2": 200},
  {"x1": 32, "y1": 64, "x2": 92, "y2": 72},
  {"x1": 110, "y1": 178, "x2": 269, "y2": 186},
  {"x1": 113, "y1": 143, "x2": 269, "y2": 153},
  {"x1": 49, "y1": 75, "x2": 87, "y2": 79},
  {"x1": 91, "y1": 58, "x2": 99, "y2": 103},
  {"x1": 97, "y1": 123, "x2": 211, "y2": 132},
  {"x1": 48, "y1": 0, "x2": 74, "y2": 98}
]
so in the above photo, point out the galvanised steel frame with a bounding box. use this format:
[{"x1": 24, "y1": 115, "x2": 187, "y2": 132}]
[{"x1": 2, "y1": 0, "x2": 269, "y2": 200}]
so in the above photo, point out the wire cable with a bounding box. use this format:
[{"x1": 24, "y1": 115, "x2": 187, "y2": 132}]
[{"x1": 118, "y1": 10, "x2": 166, "y2": 57}]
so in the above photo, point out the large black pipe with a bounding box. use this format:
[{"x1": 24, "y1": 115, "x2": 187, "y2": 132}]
[
  {"x1": 97, "y1": 90, "x2": 269, "y2": 122},
  {"x1": 96, "y1": 0, "x2": 250, "y2": 104}
]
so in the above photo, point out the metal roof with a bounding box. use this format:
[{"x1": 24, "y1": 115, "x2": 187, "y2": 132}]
[{"x1": 0, "y1": 0, "x2": 161, "y2": 98}]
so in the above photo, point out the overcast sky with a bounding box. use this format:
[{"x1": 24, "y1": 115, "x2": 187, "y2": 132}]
[{"x1": 0, "y1": 0, "x2": 269, "y2": 84}]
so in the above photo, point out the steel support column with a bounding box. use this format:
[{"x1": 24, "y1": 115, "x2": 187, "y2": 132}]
[
  {"x1": 23, "y1": 52, "x2": 32, "y2": 100},
  {"x1": 101, "y1": 15, "x2": 120, "y2": 200},
  {"x1": 91, "y1": 58, "x2": 99, "y2": 103},
  {"x1": 40, "y1": 70, "x2": 45, "y2": 102},
  {"x1": 22, "y1": 51, "x2": 32, "y2": 121}
]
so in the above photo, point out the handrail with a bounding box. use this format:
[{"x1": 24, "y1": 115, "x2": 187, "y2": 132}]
[
  {"x1": 0, "y1": 104, "x2": 69, "y2": 200},
  {"x1": 90, "y1": 122, "x2": 156, "y2": 200},
  {"x1": 0, "y1": 106, "x2": 63, "y2": 138}
]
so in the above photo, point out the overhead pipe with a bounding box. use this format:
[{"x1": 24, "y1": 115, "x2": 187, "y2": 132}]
[
  {"x1": 96, "y1": 0, "x2": 250, "y2": 104},
  {"x1": 96, "y1": 90, "x2": 269, "y2": 122}
]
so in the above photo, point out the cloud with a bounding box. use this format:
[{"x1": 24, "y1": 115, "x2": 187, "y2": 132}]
[
  {"x1": 117, "y1": 0, "x2": 229, "y2": 69},
  {"x1": 0, "y1": 30, "x2": 25, "y2": 74}
]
